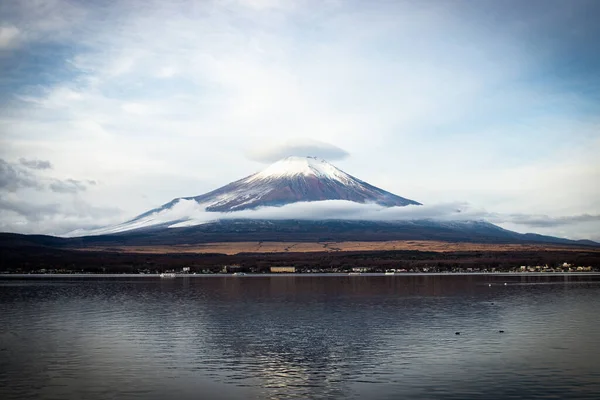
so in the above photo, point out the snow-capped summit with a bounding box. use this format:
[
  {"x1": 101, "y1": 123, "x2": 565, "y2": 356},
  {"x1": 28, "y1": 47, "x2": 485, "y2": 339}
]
[
  {"x1": 247, "y1": 156, "x2": 352, "y2": 183},
  {"x1": 76, "y1": 156, "x2": 420, "y2": 235},
  {"x1": 188, "y1": 155, "x2": 420, "y2": 212}
]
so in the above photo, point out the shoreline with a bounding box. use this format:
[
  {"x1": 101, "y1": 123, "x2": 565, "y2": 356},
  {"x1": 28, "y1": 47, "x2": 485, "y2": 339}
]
[{"x1": 2, "y1": 272, "x2": 600, "y2": 279}]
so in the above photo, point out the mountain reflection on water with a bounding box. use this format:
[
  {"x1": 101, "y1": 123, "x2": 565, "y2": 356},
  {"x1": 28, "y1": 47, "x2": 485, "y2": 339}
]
[{"x1": 1, "y1": 274, "x2": 599, "y2": 400}]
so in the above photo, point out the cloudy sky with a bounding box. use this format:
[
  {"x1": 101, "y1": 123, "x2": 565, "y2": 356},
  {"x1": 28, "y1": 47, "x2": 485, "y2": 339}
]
[{"x1": 1, "y1": 0, "x2": 599, "y2": 240}]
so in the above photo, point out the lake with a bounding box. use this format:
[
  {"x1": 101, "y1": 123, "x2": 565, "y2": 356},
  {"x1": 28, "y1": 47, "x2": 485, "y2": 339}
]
[{"x1": 1, "y1": 274, "x2": 599, "y2": 399}]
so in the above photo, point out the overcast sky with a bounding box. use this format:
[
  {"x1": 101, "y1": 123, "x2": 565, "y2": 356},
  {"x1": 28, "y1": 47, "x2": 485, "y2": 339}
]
[{"x1": 1, "y1": 0, "x2": 599, "y2": 240}]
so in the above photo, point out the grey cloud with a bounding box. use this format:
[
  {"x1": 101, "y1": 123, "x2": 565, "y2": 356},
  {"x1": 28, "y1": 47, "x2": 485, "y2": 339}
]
[
  {"x1": 1, "y1": 159, "x2": 95, "y2": 195},
  {"x1": 19, "y1": 158, "x2": 53, "y2": 170},
  {"x1": 247, "y1": 139, "x2": 350, "y2": 163},
  {"x1": 0, "y1": 195, "x2": 122, "y2": 235},
  {"x1": 498, "y1": 213, "x2": 600, "y2": 228},
  {"x1": 0, "y1": 197, "x2": 61, "y2": 220},
  {"x1": 0, "y1": 25, "x2": 20, "y2": 49},
  {"x1": 0, "y1": 158, "x2": 42, "y2": 191},
  {"x1": 49, "y1": 179, "x2": 87, "y2": 193}
]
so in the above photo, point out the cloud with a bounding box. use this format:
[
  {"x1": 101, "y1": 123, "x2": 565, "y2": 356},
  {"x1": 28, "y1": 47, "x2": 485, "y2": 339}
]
[
  {"x1": 78, "y1": 199, "x2": 600, "y2": 242},
  {"x1": 0, "y1": 196, "x2": 61, "y2": 219},
  {"x1": 0, "y1": 159, "x2": 91, "y2": 194},
  {"x1": 70, "y1": 200, "x2": 478, "y2": 235},
  {"x1": 19, "y1": 158, "x2": 52, "y2": 170},
  {"x1": 247, "y1": 139, "x2": 350, "y2": 163},
  {"x1": 217, "y1": 200, "x2": 474, "y2": 222},
  {"x1": 0, "y1": 195, "x2": 122, "y2": 235},
  {"x1": 0, "y1": 25, "x2": 20, "y2": 49},
  {"x1": 49, "y1": 179, "x2": 87, "y2": 194},
  {"x1": 1, "y1": 1, "x2": 87, "y2": 44},
  {"x1": 493, "y1": 213, "x2": 600, "y2": 228},
  {"x1": 236, "y1": 0, "x2": 290, "y2": 10},
  {"x1": 121, "y1": 102, "x2": 152, "y2": 115},
  {"x1": 0, "y1": 159, "x2": 42, "y2": 191}
]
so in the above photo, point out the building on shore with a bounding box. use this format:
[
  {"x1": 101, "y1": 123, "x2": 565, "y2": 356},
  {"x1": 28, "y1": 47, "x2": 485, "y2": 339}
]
[
  {"x1": 222, "y1": 265, "x2": 243, "y2": 273},
  {"x1": 270, "y1": 266, "x2": 296, "y2": 273}
]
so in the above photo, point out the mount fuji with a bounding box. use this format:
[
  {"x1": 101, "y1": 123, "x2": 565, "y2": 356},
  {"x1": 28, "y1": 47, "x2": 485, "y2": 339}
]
[
  {"x1": 152, "y1": 156, "x2": 419, "y2": 212},
  {"x1": 60, "y1": 156, "x2": 595, "y2": 247},
  {"x1": 76, "y1": 156, "x2": 421, "y2": 235}
]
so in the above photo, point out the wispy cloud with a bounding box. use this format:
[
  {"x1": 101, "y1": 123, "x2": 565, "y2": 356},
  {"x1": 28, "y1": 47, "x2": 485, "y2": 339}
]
[
  {"x1": 0, "y1": 159, "x2": 91, "y2": 194},
  {"x1": 49, "y1": 178, "x2": 87, "y2": 194},
  {"x1": 19, "y1": 158, "x2": 52, "y2": 170},
  {"x1": 0, "y1": 197, "x2": 61, "y2": 219},
  {"x1": 494, "y1": 213, "x2": 600, "y2": 228},
  {"x1": 0, "y1": 195, "x2": 121, "y2": 235},
  {"x1": 247, "y1": 139, "x2": 349, "y2": 163},
  {"x1": 0, "y1": 158, "x2": 113, "y2": 234},
  {"x1": 0, "y1": 25, "x2": 20, "y2": 49},
  {"x1": 0, "y1": 159, "x2": 42, "y2": 191}
]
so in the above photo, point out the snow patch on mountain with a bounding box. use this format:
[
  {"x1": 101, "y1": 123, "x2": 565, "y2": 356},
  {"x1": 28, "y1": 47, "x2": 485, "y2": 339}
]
[{"x1": 246, "y1": 156, "x2": 352, "y2": 184}]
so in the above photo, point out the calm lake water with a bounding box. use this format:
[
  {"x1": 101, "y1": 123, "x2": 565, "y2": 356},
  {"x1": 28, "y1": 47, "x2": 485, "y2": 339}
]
[{"x1": 1, "y1": 274, "x2": 599, "y2": 400}]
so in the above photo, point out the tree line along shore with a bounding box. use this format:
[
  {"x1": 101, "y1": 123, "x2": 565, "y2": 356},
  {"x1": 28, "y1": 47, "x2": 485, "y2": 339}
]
[{"x1": 2, "y1": 245, "x2": 599, "y2": 274}]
